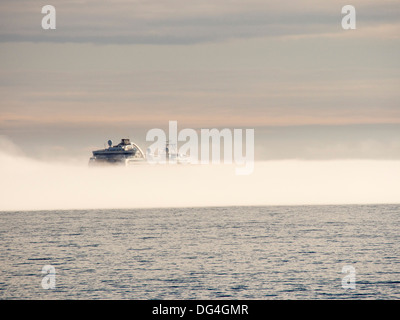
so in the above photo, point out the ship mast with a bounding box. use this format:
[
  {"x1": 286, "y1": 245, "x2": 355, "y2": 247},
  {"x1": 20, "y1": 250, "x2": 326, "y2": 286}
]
[{"x1": 165, "y1": 140, "x2": 169, "y2": 164}]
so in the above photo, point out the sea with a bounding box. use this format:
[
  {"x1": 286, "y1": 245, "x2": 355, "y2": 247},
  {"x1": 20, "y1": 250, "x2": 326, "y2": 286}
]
[{"x1": 0, "y1": 204, "x2": 399, "y2": 300}]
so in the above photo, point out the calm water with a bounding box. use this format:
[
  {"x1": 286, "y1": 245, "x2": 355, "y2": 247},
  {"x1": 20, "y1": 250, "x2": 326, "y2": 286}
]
[{"x1": 0, "y1": 205, "x2": 399, "y2": 299}]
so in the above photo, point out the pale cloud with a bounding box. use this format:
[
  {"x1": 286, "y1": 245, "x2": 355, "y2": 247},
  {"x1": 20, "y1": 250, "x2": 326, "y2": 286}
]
[
  {"x1": 0, "y1": 1, "x2": 399, "y2": 161},
  {"x1": 1, "y1": 62, "x2": 399, "y2": 128},
  {"x1": 0, "y1": 0, "x2": 399, "y2": 44}
]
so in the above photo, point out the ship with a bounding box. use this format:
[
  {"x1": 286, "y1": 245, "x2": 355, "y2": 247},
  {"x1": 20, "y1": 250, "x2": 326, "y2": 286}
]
[
  {"x1": 89, "y1": 138, "x2": 146, "y2": 166},
  {"x1": 89, "y1": 139, "x2": 191, "y2": 166}
]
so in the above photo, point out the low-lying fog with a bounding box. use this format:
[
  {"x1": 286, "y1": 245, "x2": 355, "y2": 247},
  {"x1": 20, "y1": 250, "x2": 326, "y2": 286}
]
[{"x1": 1, "y1": 145, "x2": 399, "y2": 211}]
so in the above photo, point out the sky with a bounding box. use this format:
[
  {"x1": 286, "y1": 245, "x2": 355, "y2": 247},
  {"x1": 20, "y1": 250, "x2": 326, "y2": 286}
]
[
  {"x1": 0, "y1": 0, "x2": 399, "y2": 210},
  {"x1": 0, "y1": 0, "x2": 399, "y2": 161}
]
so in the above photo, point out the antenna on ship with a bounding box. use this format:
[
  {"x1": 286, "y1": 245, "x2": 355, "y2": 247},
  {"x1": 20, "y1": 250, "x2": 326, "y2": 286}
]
[
  {"x1": 166, "y1": 140, "x2": 170, "y2": 164},
  {"x1": 108, "y1": 140, "x2": 113, "y2": 148}
]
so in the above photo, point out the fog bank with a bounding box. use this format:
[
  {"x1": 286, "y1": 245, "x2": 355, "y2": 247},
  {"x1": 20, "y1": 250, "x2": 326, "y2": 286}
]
[{"x1": 1, "y1": 150, "x2": 399, "y2": 211}]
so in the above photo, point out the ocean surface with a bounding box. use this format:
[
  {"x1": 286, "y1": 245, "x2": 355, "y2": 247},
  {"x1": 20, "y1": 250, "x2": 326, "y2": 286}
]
[{"x1": 0, "y1": 205, "x2": 399, "y2": 299}]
